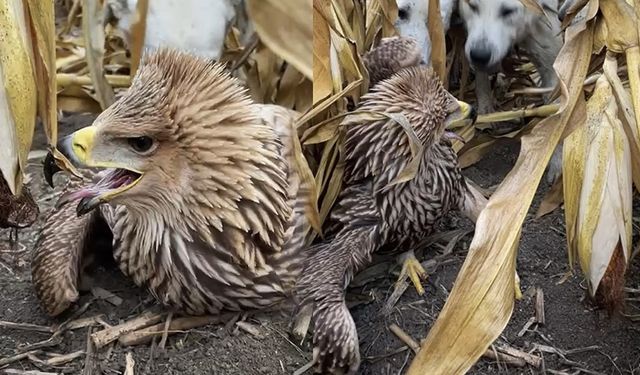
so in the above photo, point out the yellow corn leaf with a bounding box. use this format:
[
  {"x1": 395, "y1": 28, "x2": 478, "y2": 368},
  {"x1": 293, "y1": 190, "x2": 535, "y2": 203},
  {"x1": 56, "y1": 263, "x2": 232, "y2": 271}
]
[
  {"x1": 25, "y1": 0, "x2": 56, "y2": 147},
  {"x1": 315, "y1": 135, "x2": 345, "y2": 222},
  {"x1": 600, "y1": 0, "x2": 638, "y2": 53},
  {"x1": 559, "y1": 0, "x2": 589, "y2": 30},
  {"x1": 303, "y1": 111, "x2": 384, "y2": 145},
  {"x1": 564, "y1": 95, "x2": 589, "y2": 265},
  {"x1": 407, "y1": 5, "x2": 595, "y2": 372},
  {"x1": 0, "y1": 1, "x2": 38, "y2": 195},
  {"x1": 297, "y1": 80, "x2": 363, "y2": 126},
  {"x1": 381, "y1": 113, "x2": 424, "y2": 188},
  {"x1": 246, "y1": 0, "x2": 312, "y2": 80},
  {"x1": 600, "y1": 0, "x2": 640, "y2": 140},
  {"x1": 82, "y1": 0, "x2": 115, "y2": 109},
  {"x1": 593, "y1": 17, "x2": 609, "y2": 54},
  {"x1": 574, "y1": 75, "x2": 632, "y2": 294},
  {"x1": 24, "y1": 0, "x2": 79, "y2": 178},
  {"x1": 602, "y1": 53, "x2": 640, "y2": 191},
  {"x1": 313, "y1": 4, "x2": 333, "y2": 104},
  {"x1": 427, "y1": 0, "x2": 446, "y2": 82},
  {"x1": 365, "y1": 0, "x2": 397, "y2": 47}
]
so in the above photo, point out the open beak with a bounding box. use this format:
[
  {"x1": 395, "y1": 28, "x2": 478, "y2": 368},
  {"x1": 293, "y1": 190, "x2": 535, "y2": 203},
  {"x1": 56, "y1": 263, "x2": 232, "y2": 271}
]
[
  {"x1": 443, "y1": 100, "x2": 477, "y2": 144},
  {"x1": 44, "y1": 126, "x2": 143, "y2": 216},
  {"x1": 446, "y1": 100, "x2": 477, "y2": 129}
]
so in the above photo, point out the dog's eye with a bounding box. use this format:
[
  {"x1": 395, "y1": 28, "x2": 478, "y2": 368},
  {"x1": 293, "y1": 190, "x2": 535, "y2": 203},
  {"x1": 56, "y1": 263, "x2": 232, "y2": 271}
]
[
  {"x1": 127, "y1": 136, "x2": 155, "y2": 154},
  {"x1": 468, "y1": 2, "x2": 479, "y2": 12},
  {"x1": 398, "y1": 7, "x2": 409, "y2": 20},
  {"x1": 500, "y1": 6, "x2": 516, "y2": 17}
]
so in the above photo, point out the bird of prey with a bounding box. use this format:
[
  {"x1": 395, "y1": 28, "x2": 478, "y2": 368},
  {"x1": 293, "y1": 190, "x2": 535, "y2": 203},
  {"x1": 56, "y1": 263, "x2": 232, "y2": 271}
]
[
  {"x1": 33, "y1": 49, "x2": 315, "y2": 317},
  {"x1": 295, "y1": 37, "x2": 487, "y2": 374},
  {"x1": 32, "y1": 40, "x2": 483, "y2": 375}
]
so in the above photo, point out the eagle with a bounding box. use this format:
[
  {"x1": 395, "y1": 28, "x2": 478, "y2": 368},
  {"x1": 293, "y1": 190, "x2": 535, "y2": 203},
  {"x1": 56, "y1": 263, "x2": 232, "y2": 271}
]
[
  {"x1": 34, "y1": 49, "x2": 314, "y2": 316},
  {"x1": 33, "y1": 41, "x2": 484, "y2": 374},
  {"x1": 295, "y1": 37, "x2": 486, "y2": 374}
]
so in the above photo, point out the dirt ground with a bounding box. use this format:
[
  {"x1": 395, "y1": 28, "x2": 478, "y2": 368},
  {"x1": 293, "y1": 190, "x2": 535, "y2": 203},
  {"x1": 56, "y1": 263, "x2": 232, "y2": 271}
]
[{"x1": 1, "y1": 115, "x2": 639, "y2": 375}]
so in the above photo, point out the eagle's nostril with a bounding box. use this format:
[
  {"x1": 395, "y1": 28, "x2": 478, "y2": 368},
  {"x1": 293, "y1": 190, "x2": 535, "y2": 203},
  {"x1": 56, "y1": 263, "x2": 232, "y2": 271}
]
[{"x1": 73, "y1": 142, "x2": 86, "y2": 153}]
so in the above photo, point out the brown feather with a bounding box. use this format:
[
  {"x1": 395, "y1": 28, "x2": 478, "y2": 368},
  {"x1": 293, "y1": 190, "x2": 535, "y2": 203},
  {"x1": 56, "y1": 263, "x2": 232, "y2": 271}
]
[
  {"x1": 32, "y1": 50, "x2": 313, "y2": 316},
  {"x1": 297, "y1": 38, "x2": 482, "y2": 374}
]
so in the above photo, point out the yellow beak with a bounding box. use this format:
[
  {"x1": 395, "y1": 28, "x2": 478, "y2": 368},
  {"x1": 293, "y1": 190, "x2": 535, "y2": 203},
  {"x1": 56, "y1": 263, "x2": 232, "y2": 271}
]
[
  {"x1": 446, "y1": 100, "x2": 477, "y2": 129},
  {"x1": 70, "y1": 126, "x2": 97, "y2": 165}
]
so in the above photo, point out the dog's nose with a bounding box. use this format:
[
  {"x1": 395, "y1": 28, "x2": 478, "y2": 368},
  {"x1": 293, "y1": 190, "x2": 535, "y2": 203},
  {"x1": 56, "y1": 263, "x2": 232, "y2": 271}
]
[{"x1": 470, "y1": 48, "x2": 492, "y2": 67}]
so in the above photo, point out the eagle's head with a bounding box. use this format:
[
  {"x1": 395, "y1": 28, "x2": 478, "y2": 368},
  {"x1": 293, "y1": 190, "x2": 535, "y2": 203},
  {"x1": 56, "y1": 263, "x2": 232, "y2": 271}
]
[
  {"x1": 375, "y1": 66, "x2": 475, "y2": 145},
  {"x1": 48, "y1": 49, "x2": 284, "y2": 218}
]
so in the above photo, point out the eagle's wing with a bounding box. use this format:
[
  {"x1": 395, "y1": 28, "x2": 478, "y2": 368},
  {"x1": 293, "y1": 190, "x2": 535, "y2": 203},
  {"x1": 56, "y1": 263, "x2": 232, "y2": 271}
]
[{"x1": 31, "y1": 174, "x2": 115, "y2": 317}]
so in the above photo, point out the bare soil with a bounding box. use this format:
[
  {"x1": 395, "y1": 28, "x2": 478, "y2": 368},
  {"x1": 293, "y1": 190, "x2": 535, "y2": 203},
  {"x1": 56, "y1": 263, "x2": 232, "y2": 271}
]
[{"x1": 1, "y1": 115, "x2": 639, "y2": 374}]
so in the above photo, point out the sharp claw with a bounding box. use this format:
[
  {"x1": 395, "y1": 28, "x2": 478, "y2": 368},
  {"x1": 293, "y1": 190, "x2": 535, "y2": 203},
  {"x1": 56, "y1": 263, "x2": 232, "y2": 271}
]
[
  {"x1": 397, "y1": 253, "x2": 427, "y2": 296},
  {"x1": 43, "y1": 151, "x2": 62, "y2": 188}
]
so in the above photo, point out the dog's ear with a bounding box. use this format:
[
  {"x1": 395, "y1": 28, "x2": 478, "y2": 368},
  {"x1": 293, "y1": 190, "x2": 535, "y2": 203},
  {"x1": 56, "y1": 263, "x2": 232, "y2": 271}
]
[{"x1": 539, "y1": 0, "x2": 560, "y2": 15}]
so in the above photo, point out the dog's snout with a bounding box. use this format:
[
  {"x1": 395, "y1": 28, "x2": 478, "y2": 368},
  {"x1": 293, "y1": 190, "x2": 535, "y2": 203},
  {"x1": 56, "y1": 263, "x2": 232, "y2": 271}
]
[{"x1": 470, "y1": 48, "x2": 492, "y2": 67}]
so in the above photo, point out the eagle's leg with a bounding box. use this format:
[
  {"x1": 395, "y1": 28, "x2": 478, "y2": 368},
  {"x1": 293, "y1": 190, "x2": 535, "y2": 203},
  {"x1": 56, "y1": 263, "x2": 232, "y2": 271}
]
[
  {"x1": 297, "y1": 227, "x2": 379, "y2": 375},
  {"x1": 395, "y1": 249, "x2": 428, "y2": 295}
]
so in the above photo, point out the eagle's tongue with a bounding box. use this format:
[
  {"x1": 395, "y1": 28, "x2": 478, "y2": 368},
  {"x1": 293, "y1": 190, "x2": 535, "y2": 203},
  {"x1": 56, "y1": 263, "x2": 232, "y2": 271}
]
[
  {"x1": 58, "y1": 169, "x2": 133, "y2": 208},
  {"x1": 444, "y1": 130, "x2": 465, "y2": 143}
]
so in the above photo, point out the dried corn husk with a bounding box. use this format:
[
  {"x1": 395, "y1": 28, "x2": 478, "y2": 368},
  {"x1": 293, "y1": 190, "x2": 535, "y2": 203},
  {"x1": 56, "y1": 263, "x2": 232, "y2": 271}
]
[{"x1": 0, "y1": 0, "x2": 60, "y2": 195}]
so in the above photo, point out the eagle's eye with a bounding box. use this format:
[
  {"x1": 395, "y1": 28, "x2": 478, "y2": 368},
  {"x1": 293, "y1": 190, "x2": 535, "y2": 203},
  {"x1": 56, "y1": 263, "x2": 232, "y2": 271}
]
[{"x1": 127, "y1": 136, "x2": 154, "y2": 154}]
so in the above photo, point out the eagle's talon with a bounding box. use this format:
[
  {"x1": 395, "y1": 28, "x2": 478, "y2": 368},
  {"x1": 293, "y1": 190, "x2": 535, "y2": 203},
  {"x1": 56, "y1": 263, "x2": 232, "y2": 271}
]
[{"x1": 396, "y1": 250, "x2": 427, "y2": 296}]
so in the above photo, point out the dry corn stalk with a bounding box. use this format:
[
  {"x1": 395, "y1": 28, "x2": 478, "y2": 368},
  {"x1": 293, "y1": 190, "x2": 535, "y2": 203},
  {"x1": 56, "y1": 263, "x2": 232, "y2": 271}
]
[
  {"x1": 563, "y1": 0, "x2": 640, "y2": 311},
  {"x1": 408, "y1": 0, "x2": 598, "y2": 372},
  {"x1": 565, "y1": 70, "x2": 632, "y2": 310},
  {"x1": 0, "y1": 0, "x2": 60, "y2": 196}
]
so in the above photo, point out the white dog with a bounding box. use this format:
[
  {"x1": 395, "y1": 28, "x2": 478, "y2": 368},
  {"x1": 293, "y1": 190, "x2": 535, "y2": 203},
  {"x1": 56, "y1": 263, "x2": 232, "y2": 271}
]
[
  {"x1": 458, "y1": 0, "x2": 562, "y2": 113},
  {"x1": 106, "y1": 0, "x2": 244, "y2": 60},
  {"x1": 458, "y1": 0, "x2": 564, "y2": 181},
  {"x1": 394, "y1": 0, "x2": 456, "y2": 63}
]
